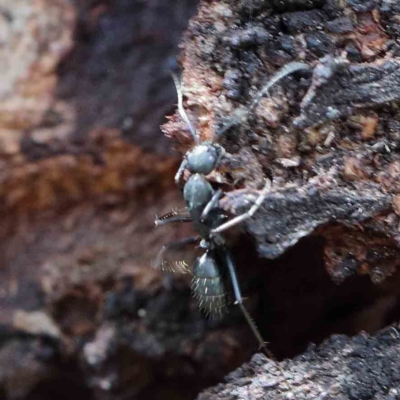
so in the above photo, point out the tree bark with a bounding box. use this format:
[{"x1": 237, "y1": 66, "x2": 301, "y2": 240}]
[
  {"x1": 165, "y1": 0, "x2": 400, "y2": 398},
  {"x1": 199, "y1": 325, "x2": 400, "y2": 399},
  {"x1": 1, "y1": 0, "x2": 400, "y2": 399}
]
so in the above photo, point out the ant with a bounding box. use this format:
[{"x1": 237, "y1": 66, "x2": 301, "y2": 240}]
[{"x1": 155, "y1": 61, "x2": 311, "y2": 360}]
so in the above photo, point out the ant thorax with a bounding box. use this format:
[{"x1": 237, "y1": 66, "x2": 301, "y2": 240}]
[{"x1": 183, "y1": 174, "x2": 213, "y2": 213}]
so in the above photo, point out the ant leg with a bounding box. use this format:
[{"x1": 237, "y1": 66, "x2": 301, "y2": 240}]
[
  {"x1": 201, "y1": 189, "x2": 223, "y2": 221},
  {"x1": 223, "y1": 247, "x2": 289, "y2": 387},
  {"x1": 155, "y1": 209, "x2": 191, "y2": 226},
  {"x1": 175, "y1": 158, "x2": 188, "y2": 186},
  {"x1": 211, "y1": 180, "x2": 271, "y2": 234},
  {"x1": 155, "y1": 215, "x2": 191, "y2": 226},
  {"x1": 154, "y1": 236, "x2": 199, "y2": 271},
  {"x1": 223, "y1": 247, "x2": 268, "y2": 350}
]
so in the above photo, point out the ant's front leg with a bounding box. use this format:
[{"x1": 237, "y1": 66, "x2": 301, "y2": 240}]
[
  {"x1": 155, "y1": 208, "x2": 192, "y2": 226},
  {"x1": 211, "y1": 180, "x2": 271, "y2": 234},
  {"x1": 201, "y1": 189, "x2": 223, "y2": 221},
  {"x1": 175, "y1": 158, "x2": 188, "y2": 187}
]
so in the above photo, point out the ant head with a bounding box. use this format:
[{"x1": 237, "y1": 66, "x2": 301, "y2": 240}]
[{"x1": 187, "y1": 142, "x2": 221, "y2": 175}]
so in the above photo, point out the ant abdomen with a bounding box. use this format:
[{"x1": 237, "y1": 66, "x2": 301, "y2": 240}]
[{"x1": 192, "y1": 250, "x2": 227, "y2": 318}]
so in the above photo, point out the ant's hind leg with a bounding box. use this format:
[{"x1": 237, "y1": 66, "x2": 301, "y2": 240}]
[
  {"x1": 154, "y1": 236, "x2": 199, "y2": 272},
  {"x1": 211, "y1": 180, "x2": 271, "y2": 234},
  {"x1": 222, "y1": 247, "x2": 267, "y2": 351},
  {"x1": 223, "y1": 247, "x2": 290, "y2": 387}
]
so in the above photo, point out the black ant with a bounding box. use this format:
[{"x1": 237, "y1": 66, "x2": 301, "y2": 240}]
[{"x1": 155, "y1": 62, "x2": 311, "y2": 361}]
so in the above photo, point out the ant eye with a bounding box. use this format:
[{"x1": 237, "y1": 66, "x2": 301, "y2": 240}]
[{"x1": 187, "y1": 144, "x2": 219, "y2": 174}]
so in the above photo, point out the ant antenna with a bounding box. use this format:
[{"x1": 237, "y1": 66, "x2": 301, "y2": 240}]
[
  {"x1": 216, "y1": 61, "x2": 312, "y2": 137},
  {"x1": 248, "y1": 61, "x2": 312, "y2": 115},
  {"x1": 170, "y1": 72, "x2": 200, "y2": 144}
]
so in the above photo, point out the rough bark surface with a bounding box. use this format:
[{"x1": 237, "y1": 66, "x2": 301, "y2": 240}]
[
  {"x1": 199, "y1": 325, "x2": 400, "y2": 400},
  {"x1": 164, "y1": 0, "x2": 400, "y2": 284}
]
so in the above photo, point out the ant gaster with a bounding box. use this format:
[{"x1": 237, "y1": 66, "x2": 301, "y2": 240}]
[{"x1": 155, "y1": 62, "x2": 311, "y2": 354}]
